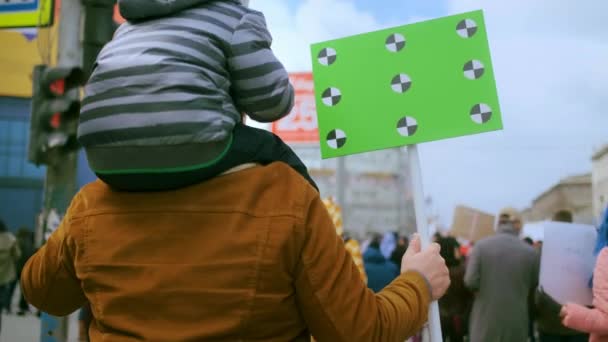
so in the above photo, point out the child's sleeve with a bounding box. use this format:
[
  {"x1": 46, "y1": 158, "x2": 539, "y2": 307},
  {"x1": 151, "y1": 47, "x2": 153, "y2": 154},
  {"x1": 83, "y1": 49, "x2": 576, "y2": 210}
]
[
  {"x1": 562, "y1": 303, "x2": 608, "y2": 335},
  {"x1": 228, "y1": 11, "x2": 294, "y2": 123}
]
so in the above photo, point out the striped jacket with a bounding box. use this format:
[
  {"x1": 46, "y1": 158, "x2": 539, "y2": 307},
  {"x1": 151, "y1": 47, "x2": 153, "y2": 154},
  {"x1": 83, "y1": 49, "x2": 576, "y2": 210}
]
[{"x1": 78, "y1": 0, "x2": 294, "y2": 173}]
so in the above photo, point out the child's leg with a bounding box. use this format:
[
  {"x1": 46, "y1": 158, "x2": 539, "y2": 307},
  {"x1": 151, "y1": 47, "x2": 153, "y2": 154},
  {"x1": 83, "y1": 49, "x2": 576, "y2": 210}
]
[
  {"x1": 229, "y1": 124, "x2": 319, "y2": 191},
  {"x1": 96, "y1": 124, "x2": 318, "y2": 192},
  {"x1": 96, "y1": 137, "x2": 244, "y2": 192}
]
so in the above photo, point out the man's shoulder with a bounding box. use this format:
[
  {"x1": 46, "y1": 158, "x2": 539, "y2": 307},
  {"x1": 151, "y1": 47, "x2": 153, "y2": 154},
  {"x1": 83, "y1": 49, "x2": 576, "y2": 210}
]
[
  {"x1": 475, "y1": 234, "x2": 520, "y2": 249},
  {"x1": 75, "y1": 164, "x2": 316, "y2": 220},
  {"x1": 247, "y1": 162, "x2": 315, "y2": 195},
  {"x1": 475, "y1": 235, "x2": 500, "y2": 247}
]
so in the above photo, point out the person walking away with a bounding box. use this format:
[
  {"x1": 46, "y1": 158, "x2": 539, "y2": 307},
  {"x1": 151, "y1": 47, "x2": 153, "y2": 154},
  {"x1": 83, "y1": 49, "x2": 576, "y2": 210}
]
[
  {"x1": 390, "y1": 235, "x2": 409, "y2": 270},
  {"x1": 6, "y1": 229, "x2": 31, "y2": 315},
  {"x1": 437, "y1": 235, "x2": 472, "y2": 342},
  {"x1": 561, "y1": 207, "x2": 608, "y2": 342},
  {"x1": 381, "y1": 232, "x2": 397, "y2": 260},
  {"x1": 21, "y1": 163, "x2": 451, "y2": 341},
  {"x1": 523, "y1": 236, "x2": 538, "y2": 342},
  {"x1": 0, "y1": 219, "x2": 20, "y2": 331},
  {"x1": 5, "y1": 227, "x2": 35, "y2": 315},
  {"x1": 536, "y1": 210, "x2": 589, "y2": 342},
  {"x1": 465, "y1": 207, "x2": 539, "y2": 342},
  {"x1": 364, "y1": 235, "x2": 400, "y2": 293}
]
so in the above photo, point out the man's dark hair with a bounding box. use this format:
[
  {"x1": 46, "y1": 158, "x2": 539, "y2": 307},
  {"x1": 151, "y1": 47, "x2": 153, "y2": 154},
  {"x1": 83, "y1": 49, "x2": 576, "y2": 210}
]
[
  {"x1": 553, "y1": 210, "x2": 573, "y2": 223},
  {"x1": 437, "y1": 236, "x2": 460, "y2": 267},
  {"x1": 369, "y1": 234, "x2": 382, "y2": 250},
  {"x1": 523, "y1": 237, "x2": 534, "y2": 245},
  {"x1": 0, "y1": 219, "x2": 7, "y2": 233}
]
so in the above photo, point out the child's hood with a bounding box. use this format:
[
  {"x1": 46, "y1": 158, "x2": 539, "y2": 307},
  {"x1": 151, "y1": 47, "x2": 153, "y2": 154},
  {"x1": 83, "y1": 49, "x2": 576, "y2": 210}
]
[{"x1": 118, "y1": 0, "x2": 218, "y2": 21}]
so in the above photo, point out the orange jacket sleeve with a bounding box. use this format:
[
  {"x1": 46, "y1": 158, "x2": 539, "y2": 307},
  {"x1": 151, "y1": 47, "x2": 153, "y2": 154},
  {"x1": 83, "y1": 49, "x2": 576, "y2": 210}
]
[
  {"x1": 21, "y1": 194, "x2": 87, "y2": 317},
  {"x1": 295, "y1": 189, "x2": 430, "y2": 342},
  {"x1": 345, "y1": 239, "x2": 368, "y2": 284}
]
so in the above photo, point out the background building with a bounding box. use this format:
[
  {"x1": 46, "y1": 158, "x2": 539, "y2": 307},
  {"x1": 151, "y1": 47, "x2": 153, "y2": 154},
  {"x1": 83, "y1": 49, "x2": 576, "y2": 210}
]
[
  {"x1": 293, "y1": 146, "x2": 416, "y2": 237},
  {"x1": 592, "y1": 144, "x2": 608, "y2": 219},
  {"x1": 523, "y1": 173, "x2": 594, "y2": 225},
  {"x1": 0, "y1": 97, "x2": 45, "y2": 231},
  {"x1": 0, "y1": 26, "x2": 55, "y2": 232}
]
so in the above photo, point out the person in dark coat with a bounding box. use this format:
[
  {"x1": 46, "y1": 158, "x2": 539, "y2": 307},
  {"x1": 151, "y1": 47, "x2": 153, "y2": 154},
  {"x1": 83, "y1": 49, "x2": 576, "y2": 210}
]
[
  {"x1": 0, "y1": 219, "x2": 20, "y2": 332},
  {"x1": 6, "y1": 227, "x2": 35, "y2": 315},
  {"x1": 438, "y1": 235, "x2": 472, "y2": 342},
  {"x1": 465, "y1": 207, "x2": 539, "y2": 342},
  {"x1": 390, "y1": 235, "x2": 409, "y2": 270},
  {"x1": 364, "y1": 235, "x2": 399, "y2": 293}
]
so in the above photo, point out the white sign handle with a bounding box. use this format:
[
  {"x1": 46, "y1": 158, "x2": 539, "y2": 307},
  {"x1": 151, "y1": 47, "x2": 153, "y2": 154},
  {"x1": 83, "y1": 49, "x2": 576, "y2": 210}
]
[{"x1": 407, "y1": 144, "x2": 443, "y2": 342}]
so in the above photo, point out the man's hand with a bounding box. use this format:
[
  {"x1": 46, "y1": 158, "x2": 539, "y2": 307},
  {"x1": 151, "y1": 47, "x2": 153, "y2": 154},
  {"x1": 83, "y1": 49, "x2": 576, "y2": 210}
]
[
  {"x1": 560, "y1": 305, "x2": 570, "y2": 321},
  {"x1": 401, "y1": 235, "x2": 450, "y2": 300}
]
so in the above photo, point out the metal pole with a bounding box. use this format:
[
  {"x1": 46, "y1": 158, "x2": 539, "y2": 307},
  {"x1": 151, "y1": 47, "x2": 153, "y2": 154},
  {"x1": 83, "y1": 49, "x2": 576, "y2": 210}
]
[
  {"x1": 38, "y1": 0, "x2": 83, "y2": 341},
  {"x1": 407, "y1": 144, "x2": 443, "y2": 342}
]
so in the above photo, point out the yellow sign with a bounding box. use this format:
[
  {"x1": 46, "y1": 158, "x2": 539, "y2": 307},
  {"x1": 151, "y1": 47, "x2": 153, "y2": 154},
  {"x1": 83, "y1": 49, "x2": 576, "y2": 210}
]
[
  {"x1": 0, "y1": 27, "x2": 57, "y2": 97},
  {"x1": 0, "y1": 0, "x2": 54, "y2": 29}
]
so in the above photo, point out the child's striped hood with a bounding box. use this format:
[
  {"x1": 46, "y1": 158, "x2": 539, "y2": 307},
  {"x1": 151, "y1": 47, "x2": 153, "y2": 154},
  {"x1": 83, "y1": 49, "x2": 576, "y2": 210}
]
[{"x1": 118, "y1": 0, "x2": 234, "y2": 21}]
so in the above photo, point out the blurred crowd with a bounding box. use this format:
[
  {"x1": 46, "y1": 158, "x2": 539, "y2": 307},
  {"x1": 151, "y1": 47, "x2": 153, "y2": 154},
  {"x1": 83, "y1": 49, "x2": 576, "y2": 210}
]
[{"x1": 334, "y1": 204, "x2": 606, "y2": 342}]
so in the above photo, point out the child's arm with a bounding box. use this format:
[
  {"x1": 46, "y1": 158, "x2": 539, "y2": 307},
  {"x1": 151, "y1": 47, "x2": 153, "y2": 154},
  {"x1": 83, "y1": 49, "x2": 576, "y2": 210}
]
[
  {"x1": 228, "y1": 10, "x2": 294, "y2": 123},
  {"x1": 562, "y1": 303, "x2": 608, "y2": 335},
  {"x1": 562, "y1": 248, "x2": 608, "y2": 334}
]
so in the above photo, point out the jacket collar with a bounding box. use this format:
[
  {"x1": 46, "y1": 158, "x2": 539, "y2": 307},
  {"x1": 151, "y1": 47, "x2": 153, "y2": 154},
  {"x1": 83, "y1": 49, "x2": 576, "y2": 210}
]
[
  {"x1": 497, "y1": 223, "x2": 520, "y2": 236},
  {"x1": 221, "y1": 163, "x2": 259, "y2": 176}
]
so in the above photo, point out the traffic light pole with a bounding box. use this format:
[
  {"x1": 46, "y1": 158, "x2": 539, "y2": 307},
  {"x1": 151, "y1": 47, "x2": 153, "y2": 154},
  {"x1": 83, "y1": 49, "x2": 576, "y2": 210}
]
[{"x1": 37, "y1": 0, "x2": 83, "y2": 340}]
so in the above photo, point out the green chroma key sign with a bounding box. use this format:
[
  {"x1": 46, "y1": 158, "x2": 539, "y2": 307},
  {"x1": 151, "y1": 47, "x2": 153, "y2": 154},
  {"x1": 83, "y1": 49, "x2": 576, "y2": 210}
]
[{"x1": 311, "y1": 10, "x2": 502, "y2": 159}]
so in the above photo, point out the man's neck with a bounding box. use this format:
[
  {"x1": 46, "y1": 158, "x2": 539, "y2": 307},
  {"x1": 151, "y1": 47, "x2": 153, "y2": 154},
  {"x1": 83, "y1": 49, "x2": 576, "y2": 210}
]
[
  {"x1": 497, "y1": 223, "x2": 519, "y2": 236},
  {"x1": 221, "y1": 163, "x2": 259, "y2": 176}
]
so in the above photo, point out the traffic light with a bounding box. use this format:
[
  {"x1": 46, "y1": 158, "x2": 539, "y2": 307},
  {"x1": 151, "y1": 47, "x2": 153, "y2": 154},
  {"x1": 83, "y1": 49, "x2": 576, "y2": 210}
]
[{"x1": 28, "y1": 64, "x2": 85, "y2": 165}]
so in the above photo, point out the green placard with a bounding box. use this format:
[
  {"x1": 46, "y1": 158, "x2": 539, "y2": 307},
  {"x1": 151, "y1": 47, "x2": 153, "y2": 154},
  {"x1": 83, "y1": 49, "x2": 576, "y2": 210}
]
[{"x1": 311, "y1": 10, "x2": 502, "y2": 159}]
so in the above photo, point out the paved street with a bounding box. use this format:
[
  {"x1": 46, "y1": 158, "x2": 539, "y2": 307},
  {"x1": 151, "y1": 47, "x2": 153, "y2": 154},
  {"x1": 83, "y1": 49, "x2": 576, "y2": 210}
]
[
  {"x1": 1, "y1": 287, "x2": 79, "y2": 342},
  {"x1": 1, "y1": 312, "x2": 79, "y2": 342}
]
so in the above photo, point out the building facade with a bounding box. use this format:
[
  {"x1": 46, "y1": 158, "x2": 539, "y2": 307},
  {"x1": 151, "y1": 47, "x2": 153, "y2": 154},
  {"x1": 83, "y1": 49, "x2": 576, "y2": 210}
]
[
  {"x1": 0, "y1": 97, "x2": 45, "y2": 231},
  {"x1": 523, "y1": 173, "x2": 594, "y2": 225},
  {"x1": 293, "y1": 146, "x2": 416, "y2": 237},
  {"x1": 0, "y1": 96, "x2": 97, "y2": 233},
  {"x1": 592, "y1": 145, "x2": 608, "y2": 219}
]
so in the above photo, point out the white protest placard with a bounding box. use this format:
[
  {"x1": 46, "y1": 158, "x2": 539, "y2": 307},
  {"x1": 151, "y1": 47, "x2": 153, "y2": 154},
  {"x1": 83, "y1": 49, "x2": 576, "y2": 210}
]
[{"x1": 540, "y1": 222, "x2": 597, "y2": 306}]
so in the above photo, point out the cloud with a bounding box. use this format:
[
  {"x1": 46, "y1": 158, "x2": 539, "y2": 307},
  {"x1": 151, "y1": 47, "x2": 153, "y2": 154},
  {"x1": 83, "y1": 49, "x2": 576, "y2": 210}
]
[
  {"x1": 418, "y1": 0, "x2": 608, "y2": 224},
  {"x1": 248, "y1": 0, "x2": 608, "y2": 227},
  {"x1": 251, "y1": 0, "x2": 385, "y2": 72},
  {"x1": 246, "y1": 0, "x2": 387, "y2": 129}
]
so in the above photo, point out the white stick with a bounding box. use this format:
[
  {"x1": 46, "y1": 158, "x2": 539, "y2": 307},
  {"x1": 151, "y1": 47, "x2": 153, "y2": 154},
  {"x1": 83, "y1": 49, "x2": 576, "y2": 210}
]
[{"x1": 407, "y1": 144, "x2": 443, "y2": 342}]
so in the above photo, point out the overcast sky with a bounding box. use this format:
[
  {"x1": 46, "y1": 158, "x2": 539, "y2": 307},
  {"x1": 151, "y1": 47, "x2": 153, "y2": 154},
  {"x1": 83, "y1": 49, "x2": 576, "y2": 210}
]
[{"x1": 249, "y1": 0, "x2": 607, "y2": 225}]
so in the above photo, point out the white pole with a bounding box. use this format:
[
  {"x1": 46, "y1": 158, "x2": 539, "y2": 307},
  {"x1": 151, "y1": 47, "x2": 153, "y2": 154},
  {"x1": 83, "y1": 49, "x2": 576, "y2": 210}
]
[{"x1": 407, "y1": 144, "x2": 443, "y2": 342}]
